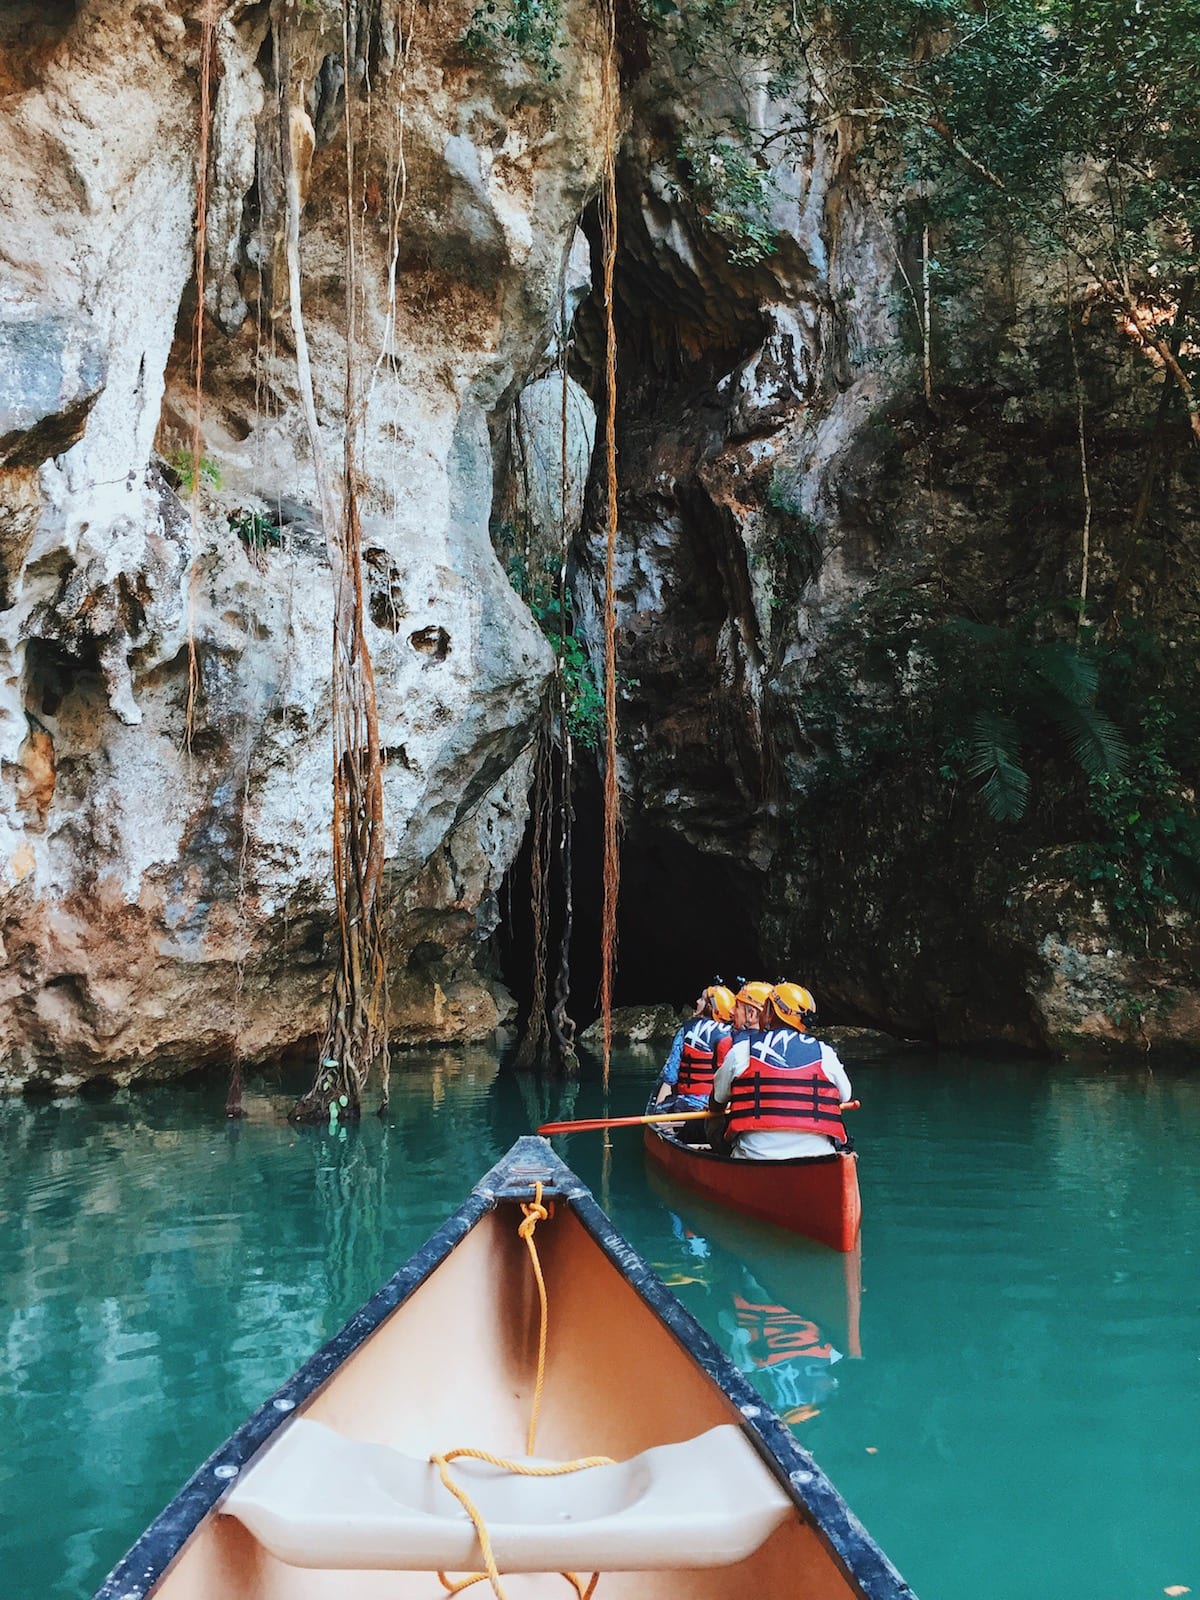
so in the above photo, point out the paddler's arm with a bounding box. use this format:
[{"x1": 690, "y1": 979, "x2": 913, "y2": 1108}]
[
  {"x1": 655, "y1": 1027, "x2": 686, "y2": 1106},
  {"x1": 818, "y1": 1041, "x2": 852, "y2": 1104},
  {"x1": 706, "y1": 1040, "x2": 746, "y2": 1153}
]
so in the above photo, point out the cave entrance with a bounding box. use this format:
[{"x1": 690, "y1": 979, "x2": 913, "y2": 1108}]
[
  {"x1": 497, "y1": 757, "x2": 766, "y2": 1037},
  {"x1": 23, "y1": 634, "x2": 104, "y2": 722}
]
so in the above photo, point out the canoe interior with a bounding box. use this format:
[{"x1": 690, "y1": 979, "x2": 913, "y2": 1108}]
[
  {"x1": 148, "y1": 1205, "x2": 859, "y2": 1599},
  {"x1": 97, "y1": 1139, "x2": 911, "y2": 1600},
  {"x1": 643, "y1": 1126, "x2": 863, "y2": 1252}
]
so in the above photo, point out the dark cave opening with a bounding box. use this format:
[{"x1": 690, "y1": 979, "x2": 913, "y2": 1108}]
[
  {"x1": 23, "y1": 634, "x2": 104, "y2": 720},
  {"x1": 497, "y1": 756, "x2": 767, "y2": 1035}
]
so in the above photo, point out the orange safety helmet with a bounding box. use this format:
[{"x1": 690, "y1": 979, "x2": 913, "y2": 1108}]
[
  {"x1": 768, "y1": 982, "x2": 817, "y2": 1030},
  {"x1": 703, "y1": 984, "x2": 736, "y2": 1022},
  {"x1": 735, "y1": 980, "x2": 773, "y2": 1010}
]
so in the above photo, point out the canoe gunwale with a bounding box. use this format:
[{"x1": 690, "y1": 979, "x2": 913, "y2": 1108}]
[
  {"x1": 643, "y1": 1124, "x2": 862, "y2": 1252},
  {"x1": 645, "y1": 1127, "x2": 845, "y2": 1169},
  {"x1": 636, "y1": 1095, "x2": 850, "y2": 1172},
  {"x1": 91, "y1": 1163, "x2": 497, "y2": 1600},
  {"x1": 92, "y1": 1136, "x2": 910, "y2": 1600},
  {"x1": 562, "y1": 1168, "x2": 907, "y2": 1600}
]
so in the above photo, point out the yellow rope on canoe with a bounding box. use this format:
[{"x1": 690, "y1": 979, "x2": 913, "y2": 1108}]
[
  {"x1": 434, "y1": 1184, "x2": 612, "y2": 1600},
  {"x1": 519, "y1": 1185, "x2": 550, "y2": 1456}
]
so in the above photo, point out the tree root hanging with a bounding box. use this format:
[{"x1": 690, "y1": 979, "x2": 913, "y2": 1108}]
[
  {"x1": 597, "y1": 0, "x2": 621, "y2": 1094},
  {"x1": 278, "y1": 3, "x2": 389, "y2": 1123}
]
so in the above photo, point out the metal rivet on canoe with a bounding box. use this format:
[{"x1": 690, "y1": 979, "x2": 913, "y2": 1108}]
[
  {"x1": 273, "y1": 1397, "x2": 296, "y2": 1412},
  {"x1": 213, "y1": 1464, "x2": 239, "y2": 1480}
]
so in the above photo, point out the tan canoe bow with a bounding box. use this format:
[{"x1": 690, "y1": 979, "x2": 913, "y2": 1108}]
[{"x1": 93, "y1": 1136, "x2": 915, "y2": 1600}]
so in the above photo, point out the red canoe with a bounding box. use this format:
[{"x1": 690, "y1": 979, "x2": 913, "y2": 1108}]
[{"x1": 643, "y1": 1125, "x2": 862, "y2": 1252}]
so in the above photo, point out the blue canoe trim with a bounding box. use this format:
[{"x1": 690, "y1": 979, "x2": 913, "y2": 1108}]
[{"x1": 93, "y1": 1135, "x2": 914, "y2": 1600}]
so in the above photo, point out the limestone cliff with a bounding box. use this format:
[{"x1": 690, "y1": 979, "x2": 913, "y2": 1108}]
[
  {"x1": 2, "y1": 1, "x2": 1197, "y2": 1091},
  {"x1": 0, "y1": 0, "x2": 606, "y2": 1089},
  {"x1": 566, "y1": 19, "x2": 1200, "y2": 1054}
]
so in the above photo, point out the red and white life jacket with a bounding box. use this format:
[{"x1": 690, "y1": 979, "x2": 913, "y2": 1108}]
[
  {"x1": 675, "y1": 1017, "x2": 731, "y2": 1098},
  {"x1": 724, "y1": 1029, "x2": 847, "y2": 1143}
]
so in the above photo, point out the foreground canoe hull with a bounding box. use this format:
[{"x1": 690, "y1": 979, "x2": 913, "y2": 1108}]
[
  {"x1": 94, "y1": 1137, "x2": 906, "y2": 1600},
  {"x1": 644, "y1": 1126, "x2": 862, "y2": 1251}
]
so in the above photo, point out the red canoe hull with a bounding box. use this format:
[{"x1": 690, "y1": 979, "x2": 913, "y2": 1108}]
[{"x1": 644, "y1": 1127, "x2": 862, "y2": 1252}]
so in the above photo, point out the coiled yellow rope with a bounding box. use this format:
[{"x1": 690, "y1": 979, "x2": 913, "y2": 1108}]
[{"x1": 434, "y1": 1185, "x2": 612, "y2": 1600}]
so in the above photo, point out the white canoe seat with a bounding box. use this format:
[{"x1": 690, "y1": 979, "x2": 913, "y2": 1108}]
[{"x1": 222, "y1": 1419, "x2": 793, "y2": 1573}]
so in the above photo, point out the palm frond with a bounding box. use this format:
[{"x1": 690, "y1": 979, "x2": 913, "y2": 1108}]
[
  {"x1": 1030, "y1": 643, "x2": 1099, "y2": 707},
  {"x1": 965, "y1": 710, "x2": 1031, "y2": 821},
  {"x1": 1052, "y1": 698, "x2": 1130, "y2": 779}
]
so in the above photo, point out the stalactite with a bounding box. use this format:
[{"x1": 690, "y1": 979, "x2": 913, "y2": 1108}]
[{"x1": 597, "y1": 0, "x2": 622, "y2": 1094}]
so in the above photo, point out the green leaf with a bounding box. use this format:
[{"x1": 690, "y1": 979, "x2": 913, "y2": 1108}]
[{"x1": 965, "y1": 710, "x2": 1031, "y2": 820}]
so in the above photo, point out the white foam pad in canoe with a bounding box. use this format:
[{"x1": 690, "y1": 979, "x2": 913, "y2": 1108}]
[{"x1": 222, "y1": 1419, "x2": 793, "y2": 1572}]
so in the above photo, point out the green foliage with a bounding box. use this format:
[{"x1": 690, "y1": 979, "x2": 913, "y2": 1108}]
[
  {"x1": 964, "y1": 709, "x2": 1031, "y2": 822},
  {"x1": 799, "y1": 591, "x2": 1124, "y2": 808},
  {"x1": 672, "y1": 135, "x2": 778, "y2": 266},
  {"x1": 763, "y1": 466, "x2": 806, "y2": 518},
  {"x1": 1070, "y1": 697, "x2": 1200, "y2": 924},
  {"x1": 551, "y1": 629, "x2": 605, "y2": 748},
  {"x1": 462, "y1": 0, "x2": 564, "y2": 79},
  {"x1": 1105, "y1": 993, "x2": 1150, "y2": 1030},
  {"x1": 803, "y1": 588, "x2": 1200, "y2": 929},
  {"x1": 934, "y1": 617, "x2": 1129, "y2": 820},
  {"x1": 495, "y1": 521, "x2": 605, "y2": 749},
  {"x1": 169, "y1": 448, "x2": 222, "y2": 494},
  {"x1": 228, "y1": 507, "x2": 283, "y2": 555},
  {"x1": 640, "y1": 0, "x2": 1200, "y2": 402},
  {"x1": 751, "y1": 471, "x2": 820, "y2": 611}
]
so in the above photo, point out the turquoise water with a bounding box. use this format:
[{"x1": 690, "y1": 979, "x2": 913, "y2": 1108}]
[{"x1": 2, "y1": 1045, "x2": 1199, "y2": 1599}]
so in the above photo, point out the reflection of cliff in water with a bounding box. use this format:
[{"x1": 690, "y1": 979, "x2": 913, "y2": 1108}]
[{"x1": 647, "y1": 1171, "x2": 863, "y2": 1424}]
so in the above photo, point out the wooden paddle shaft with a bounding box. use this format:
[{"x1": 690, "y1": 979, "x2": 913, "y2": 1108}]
[{"x1": 537, "y1": 1102, "x2": 859, "y2": 1137}]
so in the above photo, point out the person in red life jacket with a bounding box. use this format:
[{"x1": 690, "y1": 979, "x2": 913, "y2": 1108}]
[
  {"x1": 726, "y1": 979, "x2": 773, "y2": 1052},
  {"x1": 704, "y1": 979, "x2": 772, "y2": 1152},
  {"x1": 710, "y1": 982, "x2": 852, "y2": 1161},
  {"x1": 653, "y1": 984, "x2": 736, "y2": 1140}
]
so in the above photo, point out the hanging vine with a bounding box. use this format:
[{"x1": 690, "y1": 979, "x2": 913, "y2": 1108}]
[
  {"x1": 597, "y1": 0, "x2": 621, "y2": 1093},
  {"x1": 549, "y1": 329, "x2": 579, "y2": 1074},
  {"x1": 511, "y1": 292, "x2": 583, "y2": 1076},
  {"x1": 184, "y1": 0, "x2": 222, "y2": 756},
  {"x1": 280, "y1": 0, "x2": 389, "y2": 1122},
  {"x1": 184, "y1": 0, "x2": 252, "y2": 1117},
  {"x1": 512, "y1": 709, "x2": 555, "y2": 1071}
]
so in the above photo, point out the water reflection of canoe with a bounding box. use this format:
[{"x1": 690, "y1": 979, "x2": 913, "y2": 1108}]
[
  {"x1": 95, "y1": 1137, "x2": 912, "y2": 1600},
  {"x1": 646, "y1": 1169, "x2": 863, "y2": 1362},
  {"x1": 644, "y1": 1124, "x2": 863, "y2": 1252}
]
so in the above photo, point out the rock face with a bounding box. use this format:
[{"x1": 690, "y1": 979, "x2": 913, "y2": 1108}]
[
  {"x1": 579, "y1": 1003, "x2": 683, "y2": 1049},
  {"x1": 3, "y1": 4, "x2": 1197, "y2": 1090},
  {"x1": 568, "y1": 26, "x2": 1200, "y2": 1053},
  {"x1": 0, "y1": 0, "x2": 607, "y2": 1090}
]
